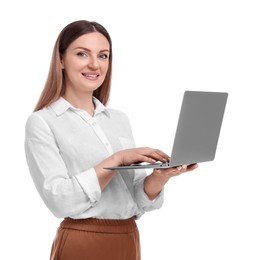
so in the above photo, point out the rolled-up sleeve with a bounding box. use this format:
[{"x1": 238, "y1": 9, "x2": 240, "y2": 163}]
[
  {"x1": 134, "y1": 170, "x2": 164, "y2": 214},
  {"x1": 25, "y1": 114, "x2": 101, "y2": 218}
]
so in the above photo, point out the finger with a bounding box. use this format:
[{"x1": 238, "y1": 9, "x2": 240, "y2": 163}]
[
  {"x1": 176, "y1": 165, "x2": 182, "y2": 171},
  {"x1": 153, "y1": 149, "x2": 170, "y2": 160},
  {"x1": 176, "y1": 164, "x2": 197, "y2": 172},
  {"x1": 157, "y1": 167, "x2": 179, "y2": 175},
  {"x1": 137, "y1": 155, "x2": 156, "y2": 164},
  {"x1": 181, "y1": 165, "x2": 188, "y2": 172},
  {"x1": 142, "y1": 148, "x2": 170, "y2": 162},
  {"x1": 186, "y1": 163, "x2": 199, "y2": 171},
  {"x1": 150, "y1": 151, "x2": 168, "y2": 162}
]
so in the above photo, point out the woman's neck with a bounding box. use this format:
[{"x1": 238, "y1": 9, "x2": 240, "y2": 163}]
[{"x1": 63, "y1": 91, "x2": 95, "y2": 116}]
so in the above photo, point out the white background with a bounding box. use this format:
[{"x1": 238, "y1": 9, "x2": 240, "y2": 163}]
[{"x1": 1, "y1": 0, "x2": 253, "y2": 259}]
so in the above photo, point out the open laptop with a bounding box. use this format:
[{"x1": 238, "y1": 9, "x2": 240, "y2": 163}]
[{"x1": 104, "y1": 91, "x2": 228, "y2": 170}]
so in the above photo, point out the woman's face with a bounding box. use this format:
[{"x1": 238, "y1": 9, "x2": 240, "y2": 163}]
[{"x1": 61, "y1": 32, "x2": 110, "y2": 95}]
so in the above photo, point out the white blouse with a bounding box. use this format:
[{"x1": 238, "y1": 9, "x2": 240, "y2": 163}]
[{"x1": 25, "y1": 97, "x2": 164, "y2": 219}]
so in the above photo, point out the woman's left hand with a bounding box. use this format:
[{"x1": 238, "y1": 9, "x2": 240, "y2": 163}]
[
  {"x1": 144, "y1": 163, "x2": 199, "y2": 200},
  {"x1": 153, "y1": 163, "x2": 198, "y2": 181}
]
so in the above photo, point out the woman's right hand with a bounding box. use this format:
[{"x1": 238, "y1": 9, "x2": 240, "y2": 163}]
[
  {"x1": 113, "y1": 147, "x2": 170, "y2": 166},
  {"x1": 95, "y1": 147, "x2": 169, "y2": 191}
]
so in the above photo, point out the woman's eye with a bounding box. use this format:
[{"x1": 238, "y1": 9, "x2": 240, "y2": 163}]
[
  {"x1": 99, "y1": 53, "x2": 109, "y2": 59},
  {"x1": 77, "y1": 52, "x2": 88, "y2": 57}
]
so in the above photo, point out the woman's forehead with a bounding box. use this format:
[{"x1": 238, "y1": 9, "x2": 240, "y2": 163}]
[{"x1": 68, "y1": 32, "x2": 110, "y2": 51}]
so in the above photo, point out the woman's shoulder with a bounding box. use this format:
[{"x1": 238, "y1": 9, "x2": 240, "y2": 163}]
[
  {"x1": 25, "y1": 99, "x2": 62, "y2": 125},
  {"x1": 25, "y1": 111, "x2": 45, "y2": 132},
  {"x1": 25, "y1": 107, "x2": 51, "y2": 124},
  {"x1": 25, "y1": 107, "x2": 55, "y2": 136}
]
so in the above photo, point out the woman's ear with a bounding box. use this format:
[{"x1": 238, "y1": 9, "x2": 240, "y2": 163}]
[{"x1": 60, "y1": 58, "x2": 65, "y2": 69}]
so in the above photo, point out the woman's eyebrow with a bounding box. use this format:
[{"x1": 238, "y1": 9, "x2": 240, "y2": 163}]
[{"x1": 74, "y1": 47, "x2": 110, "y2": 53}]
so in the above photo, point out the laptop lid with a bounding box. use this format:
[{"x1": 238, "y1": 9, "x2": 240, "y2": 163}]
[{"x1": 169, "y1": 91, "x2": 228, "y2": 167}]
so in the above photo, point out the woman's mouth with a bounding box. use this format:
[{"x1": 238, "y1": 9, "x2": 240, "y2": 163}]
[{"x1": 82, "y1": 73, "x2": 100, "y2": 80}]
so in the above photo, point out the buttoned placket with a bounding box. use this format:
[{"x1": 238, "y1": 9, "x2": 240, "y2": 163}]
[
  {"x1": 72, "y1": 109, "x2": 114, "y2": 155},
  {"x1": 90, "y1": 119, "x2": 114, "y2": 155}
]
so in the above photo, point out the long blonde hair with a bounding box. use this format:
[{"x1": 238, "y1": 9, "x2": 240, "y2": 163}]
[{"x1": 34, "y1": 20, "x2": 113, "y2": 111}]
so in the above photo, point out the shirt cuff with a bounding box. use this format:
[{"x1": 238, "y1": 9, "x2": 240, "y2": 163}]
[
  {"x1": 135, "y1": 178, "x2": 164, "y2": 212},
  {"x1": 74, "y1": 168, "x2": 101, "y2": 207}
]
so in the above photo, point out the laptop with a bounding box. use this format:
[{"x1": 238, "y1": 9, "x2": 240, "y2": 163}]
[{"x1": 104, "y1": 91, "x2": 228, "y2": 170}]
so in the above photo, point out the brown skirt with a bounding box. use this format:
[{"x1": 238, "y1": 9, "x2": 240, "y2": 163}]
[{"x1": 50, "y1": 217, "x2": 141, "y2": 260}]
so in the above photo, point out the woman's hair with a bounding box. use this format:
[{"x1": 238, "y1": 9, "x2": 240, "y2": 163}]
[{"x1": 34, "y1": 20, "x2": 113, "y2": 111}]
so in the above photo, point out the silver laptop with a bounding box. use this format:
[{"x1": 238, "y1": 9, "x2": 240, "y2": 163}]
[{"x1": 104, "y1": 91, "x2": 228, "y2": 170}]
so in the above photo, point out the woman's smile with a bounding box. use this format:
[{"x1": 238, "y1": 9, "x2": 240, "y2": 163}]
[{"x1": 81, "y1": 72, "x2": 100, "y2": 80}]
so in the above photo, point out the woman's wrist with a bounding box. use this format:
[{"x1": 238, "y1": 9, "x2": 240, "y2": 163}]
[
  {"x1": 110, "y1": 152, "x2": 122, "y2": 166},
  {"x1": 151, "y1": 169, "x2": 172, "y2": 184},
  {"x1": 94, "y1": 154, "x2": 122, "y2": 191},
  {"x1": 144, "y1": 172, "x2": 169, "y2": 200}
]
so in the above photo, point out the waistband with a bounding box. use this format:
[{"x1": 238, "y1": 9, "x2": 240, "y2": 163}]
[{"x1": 60, "y1": 217, "x2": 137, "y2": 234}]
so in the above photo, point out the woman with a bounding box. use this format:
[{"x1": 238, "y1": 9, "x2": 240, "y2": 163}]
[{"x1": 25, "y1": 20, "x2": 198, "y2": 260}]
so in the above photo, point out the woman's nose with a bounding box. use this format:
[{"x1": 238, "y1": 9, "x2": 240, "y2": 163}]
[{"x1": 88, "y1": 57, "x2": 99, "y2": 70}]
